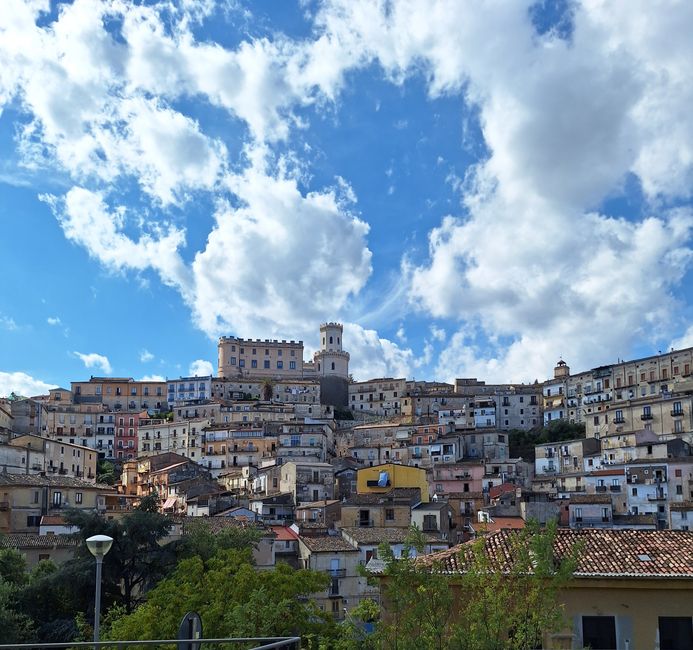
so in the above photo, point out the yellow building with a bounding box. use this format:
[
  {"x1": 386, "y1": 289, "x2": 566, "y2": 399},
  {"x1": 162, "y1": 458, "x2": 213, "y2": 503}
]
[{"x1": 357, "y1": 463, "x2": 429, "y2": 503}]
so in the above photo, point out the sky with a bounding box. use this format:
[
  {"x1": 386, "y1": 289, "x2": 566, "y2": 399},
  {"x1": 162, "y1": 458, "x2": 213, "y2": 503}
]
[{"x1": 1, "y1": 0, "x2": 693, "y2": 397}]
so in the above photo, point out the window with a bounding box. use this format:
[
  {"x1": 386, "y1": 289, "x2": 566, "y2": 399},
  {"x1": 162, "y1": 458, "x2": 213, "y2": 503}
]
[
  {"x1": 251, "y1": 360, "x2": 257, "y2": 368},
  {"x1": 230, "y1": 357, "x2": 236, "y2": 366},
  {"x1": 385, "y1": 508, "x2": 394, "y2": 521},
  {"x1": 289, "y1": 361, "x2": 296, "y2": 369},
  {"x1": 582, "y1": 616, "x2": 616, "y2": 649},
  {"x1": 52, "y1": 491, "x2": 62, "y2": 507},
  {"x1": 264, "y1": 360, "x2": 270, "y2": 369},
  {"x1": 75, "y1": 492, "x2": 83, "y2": 504},
  {"x1": 331, "y1": 362, "x2": 335, "y2": 370},
  {"x1": 277, "y1": 361, "x2": 283, "y2": 369},
  {"x1": 658, "y1": 617, "x2": 693, "y2": 650},
  {"x1": 239, "y1": 359, "x2": 245, "y2": 367},
  {"x1": 26, "y1": 515, "x2": 41, "y2": 527}
]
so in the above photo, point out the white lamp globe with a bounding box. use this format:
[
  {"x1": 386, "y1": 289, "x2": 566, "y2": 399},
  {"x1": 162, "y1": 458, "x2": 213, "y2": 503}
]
[{"x1": 86, "y1": 534, "x2": 113, "y2": 559}]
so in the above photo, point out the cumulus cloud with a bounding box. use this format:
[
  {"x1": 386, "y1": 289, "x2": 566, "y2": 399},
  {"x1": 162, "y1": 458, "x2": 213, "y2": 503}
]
[
  {"x1": 190, "y1": 154, "x2": 372, "y2": 338},
  {"x1": 139, "y1": 349, "x2": 154, "y2": 363},
  {"x1": 4, "y1": 0, "x2": 693, "y2": 383},
  {"x1": 305, "y1": 0, "x2": 693, "y2": 380},
  {"x1": 345, "y1": 323, "x2": 413, "y2": 381},
  {"x1": 73, "y1": 351, "x2": 112, "y2": 375},
  {"x1": 47, "y1": 316, "x2": 61, "y2": 326},
  {"x1": 671, "y1": 326, "x2": 693, "y2": 352},
  {"x1": 138, "y1": 374, "x2": 165, "y2": 382},
  {"x1": 0, "y1": 371, "x2": 57, "y2": 398},
  {"x1": 188, "y1": 359, "x2": 214, "y2": 377},
  {"x1": 0, "y1": 315, "x2": 18, "y2": 331},
  {"x1": 42, "y1": 187, "x2": 192, "y2": 298}
]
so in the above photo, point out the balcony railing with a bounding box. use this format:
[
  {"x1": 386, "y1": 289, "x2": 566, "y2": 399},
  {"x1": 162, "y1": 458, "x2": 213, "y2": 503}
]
[
  {"x1": 640, "y1": 413, "x2": 653, "y2": 420},
  {"x1": 647, "y1": 493, "x2": 667, "y2": 501},
  {"x1": 614, "y1": 417, "x2": 625, "y2": 424},
  {"x1": 573, "y1": 516, "x2": 611, "y2": 526},
  {"x1": 327, "y1": 568, "x2": 346, "y2": 578},
  {"x1": 609, "y1": 485, "x2": 622, "y2": 492},
  {"x1": 595, "y1": 485, "x2": 607, "y2": 493},
  {"x1": 671, "y1": 409, "x2": 684, "y2": 417}
]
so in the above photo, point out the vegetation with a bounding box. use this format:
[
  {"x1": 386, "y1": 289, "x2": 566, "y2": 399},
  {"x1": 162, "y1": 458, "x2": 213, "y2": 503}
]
[
  {"x1": 0, "y1": 515, "x2": 578, "y2": 648},
  {"x1": 96, "y1": 459, "x2": 117, "y2": 485},
  {"x1": 508, "y1": 420, "x2": 586, "y2": 460},
  {"x1": 353, "y1": 521, "x2": 579, "y2": 650}
]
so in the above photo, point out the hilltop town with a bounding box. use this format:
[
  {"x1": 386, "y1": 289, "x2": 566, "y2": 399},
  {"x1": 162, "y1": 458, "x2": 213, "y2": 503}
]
[{"x1": 1, "y1": 322, "x2": 693, "y2": 641}]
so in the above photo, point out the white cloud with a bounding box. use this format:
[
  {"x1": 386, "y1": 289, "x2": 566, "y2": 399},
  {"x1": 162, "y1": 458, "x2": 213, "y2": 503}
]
[
  {"x1": 0, "y1": 315, "x2": 18, "y2": 331},
  {"x1": 138, "y1": 374, "x2": 165, "y2": 382},
  {"x1": 73, "y1": 351, "x2": 112, "y2": 375},
  {"x1": 42, "y1": 187, "x2": 192, "y2": 298},
  {"x1": 671, "y1": 326, "x2": 693, "y2": 352},
  {"x1": 345, "y1": 323, "x2": 413, "y2": 381},
  {"x1": 430, "y1": 325, "x2": 446, "y2": 342},
  {"x1": 395, "y1": 326, "x2": 407, "y2": 343},
  {"x1": 188, "y1": 359, "x2": 214, "y2": 377},
  {"x1": 47, "y1": 316, "x2": 61, "y2": 326},
  {"x1": 0, "y1": 371, "x2": 57, "y2": 398},
  {"x1": 139, "y1": 349, "x2": 154, "y2": 363},
  {"x1": 190, "y1": 153, "x2": 372, "y2": 338}
]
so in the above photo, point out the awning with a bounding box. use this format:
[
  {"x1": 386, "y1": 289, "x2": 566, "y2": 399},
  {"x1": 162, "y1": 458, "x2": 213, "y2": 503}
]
[{"x1": 162, "y1": 496, "x2": 177, "y2": 509}]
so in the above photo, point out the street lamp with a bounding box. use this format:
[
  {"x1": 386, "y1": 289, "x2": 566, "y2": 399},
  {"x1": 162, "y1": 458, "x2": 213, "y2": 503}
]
[{"x1": 86, "y1": 534, "x2": 113, "y2": 648}]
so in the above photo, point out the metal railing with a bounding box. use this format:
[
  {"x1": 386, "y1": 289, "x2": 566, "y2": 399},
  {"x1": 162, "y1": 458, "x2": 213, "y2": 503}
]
[{"x1": 0, "y1": 637, "x2": 301, "y2": 650}]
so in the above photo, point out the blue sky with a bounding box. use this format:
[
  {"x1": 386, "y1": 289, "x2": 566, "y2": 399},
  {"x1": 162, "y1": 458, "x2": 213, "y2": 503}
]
[{"x1": 1, "y1": 0, "x2": 693, "y2": 397}]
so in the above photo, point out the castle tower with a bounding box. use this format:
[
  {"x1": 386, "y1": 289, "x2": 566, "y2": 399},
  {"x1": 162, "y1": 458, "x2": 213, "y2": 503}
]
[
  {"x1": 313, "y1": 322, "x2": 350, "y2": 408},
  {"x1": 313, "y1": 322, "x2": 349, "y2": 378},
  {"x1": 554, "y1": 360, "x2": 570, "y2": 379}
]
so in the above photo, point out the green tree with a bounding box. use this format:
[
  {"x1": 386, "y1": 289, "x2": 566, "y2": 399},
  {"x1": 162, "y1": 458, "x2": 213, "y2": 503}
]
[
  {"x1": 174, "y1": 519, "x2": 263, "y2": 564},
  {"x1": 97, "y1": 460, "x2": 117, "y2": 485},
  {"x1": 369, "y1": 521, "x2": 579, "y2": 650},
  {"x1": 105, "y1": 548, "x2": 332, "y2": 643},
  {"x1": 63, "y1": 507, "x2": 174, "y2": 613}
]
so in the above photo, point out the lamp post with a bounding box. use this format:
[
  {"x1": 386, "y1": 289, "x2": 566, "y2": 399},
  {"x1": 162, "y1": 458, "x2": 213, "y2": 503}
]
[{"x1": 86, "y1": 534, "x2": 113, "y2": 649}]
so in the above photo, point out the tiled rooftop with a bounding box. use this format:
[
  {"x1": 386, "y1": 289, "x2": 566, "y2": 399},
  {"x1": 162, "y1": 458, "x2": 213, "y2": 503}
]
[
  {"x1": 670, "y1": 501, "x2": 693, "y2": 511},
  {"x1": 569, "y1": 494, "x2": 612, "y2": 504},
  {"x1": 0, "y1": 474, "x2": 113, "y2": 490},
  {"x1": 299, "y1": 534, "x2": 358, "y2": 553},
  {"x1": 341, "y1": 526, "x2": 444, "y2": 545},
  {"x1": 410, "y1": 529, "x2": 693, "y2": 578},
  {"x1": 0, "y1": 533, "x2": 79, "y2": 549}
]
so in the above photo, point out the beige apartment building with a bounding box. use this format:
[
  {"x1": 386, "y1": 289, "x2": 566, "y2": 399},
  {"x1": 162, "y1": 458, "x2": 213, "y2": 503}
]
[
  {"x1": 0, "y1": 473, "x2": 112, "y2": 533},
  {"x1": 138, "y1": 418, "x2": 208, "y2": 458},
  {"x1": 348, "y1": 377, "x2": 407, "y2": 416},
  {"x1": 218, "y1": 336, "x2": 306, "y2": 378},
  {"x1": 70, "y1": 377, "x2": 167, "y2": 411},
  {"x1": 543, "y1": 346, "x2": 693, "y2": 434},
  {"x1": 10, "y1": 434, "x2": 97, "y2": 482}
]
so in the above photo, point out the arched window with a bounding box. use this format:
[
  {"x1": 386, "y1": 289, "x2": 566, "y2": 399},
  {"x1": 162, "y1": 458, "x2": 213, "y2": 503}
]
[
  {"x1": 331, "y1": 362, "x2": 335, "y2": 370},
  {"x1": 337, "y1": 337, "x2": 340, "y2": 345},
  {"x1": 329, "y1": 336, "x2": 333, "y2": 344}
]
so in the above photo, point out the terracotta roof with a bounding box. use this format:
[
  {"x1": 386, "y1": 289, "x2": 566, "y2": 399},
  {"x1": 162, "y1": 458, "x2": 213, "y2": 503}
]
[
  {"x1": 0, "y1": 474, "x2": 113, "y2": 490},
  {"x1": 612, "y1": 514, "x2": 657, "y2": 526},
  {"x1": 489, "y1": 483, "x2": 516, "y2": 499},
  {"x1": 569, "y1": 494, "x2": 612, "y2": 504},
  {"x1": 408, "y1": 529, "x2": 693, "y2": 579},
  {"x1": 299, "y1": 534, "x2": 358, "y2": 553},
  {"x1": 270, "y1": 526, "x2": 299, "y2": 541},
  {"x1": 0, "y1": 534, "x2": 79, "y2": 549},
  {"x1": 341, "y1": 527, "x2": 444, "y2": 545},
  {"x1": 481, "y1": 517, "x2": 526, "y2": 532},
  {"x1": 670, "y1": 501, "x2": 693, "y2": 512},
  {"x1": 40, "y1": 516, "x2": 67, "y2": 526}
]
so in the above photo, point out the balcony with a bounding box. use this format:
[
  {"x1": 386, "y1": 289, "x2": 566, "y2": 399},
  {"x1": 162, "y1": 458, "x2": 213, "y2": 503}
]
[
  {"x1": 614, "y1": 417, "x2": 625, "y2": 424},
  {"x1": 671, "y1": 409, "x2": 684, "y2": 417},
  {"x1": 640, "y1": 413, "x2": 653, "y2": 421},
  {"x1": 595, "y1": 485, "x2": 607, "y2": 493},
  {"x1": 647, "y1": 493, "x2": 667, "y2": 501},
  {"x1": 0, "y1": 501, "x2": 9, "y2": 511},
  {"x1": 327, "y1": 568, "x2": 346, "y2": 578},
  {"x1": 609, "y1": 485, "x2": 622, "y2": 493},
  {"x1": 573, "y1": 516, "x2": 611, "y2": 527}
]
